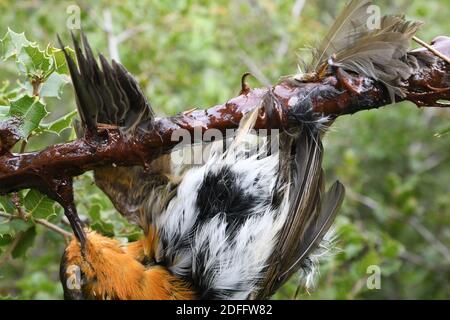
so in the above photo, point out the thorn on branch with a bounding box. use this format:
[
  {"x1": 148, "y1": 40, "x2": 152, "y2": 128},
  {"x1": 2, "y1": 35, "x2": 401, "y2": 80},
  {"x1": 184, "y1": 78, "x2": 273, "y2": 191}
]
[{"x1": 240, "y1": 72, "x2": 253, "y2": 95}]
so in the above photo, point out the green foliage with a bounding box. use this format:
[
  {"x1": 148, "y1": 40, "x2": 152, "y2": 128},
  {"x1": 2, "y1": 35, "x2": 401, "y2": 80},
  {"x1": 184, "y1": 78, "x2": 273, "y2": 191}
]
[
  {"x1": 0, "y1": 0, "x2": 449, "y2": 300},
  {"x1": 8, "y1": 95, "x2": 47, "y2": 138},
  {"x1": 0, "y1": 28, "x2": 81, "y2": 294}
]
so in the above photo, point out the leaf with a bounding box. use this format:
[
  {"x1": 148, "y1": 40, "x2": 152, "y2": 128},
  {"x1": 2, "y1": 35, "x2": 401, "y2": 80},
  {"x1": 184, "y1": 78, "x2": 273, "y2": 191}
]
[
  {"x1": 17, "y1": 44, "x2": 53, "y2": 77},
  {"x1": 0, "y1": 28, "x2": 31, "y2": 61},
  {"x1": 39, "y1": 72, "x2": 69, "y2": 98},
  {"x1": 8, "y1": 219, "x2": 32, "y2": 235},
  {"x1": 0, "y1": 81, "x2": 22, "y2": 105},
  {"x1": 49, "y1": 46, "x2": 76, "y2": 75},
  {"x1": 1, "y1": 29, "x2": 72, "y2": 89},
  {"x1": 12, "y1": 226, "x2": 36, "y2": 258},
  {"x1": 8, "y1": 95, "x2": 48, "y2": 138},
  {"x1": 39, "y1": 109, "x2": 77, "y2": 135},
  {"x1": 88, "y1": 203, "x2": 115, "y2": 235},
  {"x1": 0, "y1": 223, "x2": 11, "y2": 236},
  {"x1": 0, "y1": 234, "x2": 13, "y2": 246},
  {"x1": 23, "y1": 189, "x2": 56, "y2": 219},
  {"x1": 0, "y1": 105, "x2": 9, "y2": 117},
  {"x1": 0, "y1": 195, "x2": 15, "y2": 213}
]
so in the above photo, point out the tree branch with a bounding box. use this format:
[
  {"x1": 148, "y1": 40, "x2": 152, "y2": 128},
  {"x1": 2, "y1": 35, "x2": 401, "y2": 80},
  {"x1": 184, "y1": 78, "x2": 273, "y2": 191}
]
[{"x1": 0, "y1": 45, "x2": 449, "y2": 209}]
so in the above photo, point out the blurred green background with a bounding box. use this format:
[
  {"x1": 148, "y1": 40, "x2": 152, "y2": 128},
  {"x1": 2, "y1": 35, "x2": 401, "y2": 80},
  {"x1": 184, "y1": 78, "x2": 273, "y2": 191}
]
[{"x1": 0, "y1": 0, "x2": 449, "y2": 299}]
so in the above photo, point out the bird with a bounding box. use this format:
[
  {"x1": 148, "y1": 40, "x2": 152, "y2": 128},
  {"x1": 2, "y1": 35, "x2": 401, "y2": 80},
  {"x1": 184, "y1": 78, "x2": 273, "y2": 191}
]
[
  {"x1": 58, "y1": 32, "x2": 345, "y2": 299},
  {"x1": 58, "y1": 0, "x2": 425, "y2": 300}
]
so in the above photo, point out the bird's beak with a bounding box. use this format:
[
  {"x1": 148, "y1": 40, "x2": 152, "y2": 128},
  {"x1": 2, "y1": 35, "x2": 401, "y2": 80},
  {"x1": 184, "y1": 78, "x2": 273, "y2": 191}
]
[{"x1": 64, "y1": 204, "x2": 86, "y2": 249}]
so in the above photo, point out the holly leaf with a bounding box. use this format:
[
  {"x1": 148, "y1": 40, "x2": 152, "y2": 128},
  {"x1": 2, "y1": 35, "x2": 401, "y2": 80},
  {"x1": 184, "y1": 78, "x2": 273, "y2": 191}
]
[
  {"x1": 39, "y1": 72, "x2": 69, "y2": 98},
  {"x1": 0, "y1": 81, "x2": 22, "y2": 105},
  {"x1": 0, "y1": 105, "x2": 9, "y2": 117},
  {"x1": 23, "y1": 189, "x2": 57, "y2": 220},
  {"x1": 8, "y1": 95, "x2": 48, "y2": 139},
  {"x1": 39, "y1": 109, "x2": 77, "y2": 135},
  {"x1": 1, "y1": 29, "x2": 72, "y2": 90},
  {"x1": 49, "y1": 46, "x2": 75, "y2": 75},
  {"x1": 17, "y1": 44, "x2": 53, "y2": 77},
  {"x1": 0, "y1": 28, "x2": 31, "y2": 61}
]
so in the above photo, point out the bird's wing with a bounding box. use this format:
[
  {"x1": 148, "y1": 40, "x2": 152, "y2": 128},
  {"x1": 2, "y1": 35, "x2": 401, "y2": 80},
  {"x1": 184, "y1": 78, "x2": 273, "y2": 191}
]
[
  {"x1": 59, "y1": 32, "x2": 154, "y2": 134},
  {"x1": 60, "y1": 33, "x2": 169, "y2": 223},
  {"x1": 255, "y1": 129, "x2": 345, "y2": 299}
]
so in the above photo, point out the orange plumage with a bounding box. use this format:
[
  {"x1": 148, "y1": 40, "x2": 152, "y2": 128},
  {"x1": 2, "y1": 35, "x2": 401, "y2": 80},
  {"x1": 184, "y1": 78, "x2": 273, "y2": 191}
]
[{"x1": 62, "y1": 231, "x2": 194, "y2": 300}]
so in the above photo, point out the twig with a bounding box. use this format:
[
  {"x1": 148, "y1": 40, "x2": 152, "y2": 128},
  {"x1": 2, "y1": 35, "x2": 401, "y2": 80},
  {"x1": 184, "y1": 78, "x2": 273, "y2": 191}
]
[
  {"x1": 19, "y1": 139, "x2": 27, "y2": 153},
  {"x1": 11, "y1": 193, "x2": 24, "y2": 218},
  {"x1": 413, "y1": 36, "x2": 450, "y2": 64},
  {"x1": 116, "y1": 25, "x2": 151, "y2": 44},
  {"x1": 34, "y1": 217, "x2": 73, "y2": 238},
  {"x1": 275, "y1": 0, "x2": 305, "y2": 59},
  {"x1": 103, "y1": 9, "x2": 121, "y2": 62},
  {"x1": 408, "y1": 216, "x2": 450, "y2": 260},
  {"x1": 102, "y1": 10, "x2": 150, "y2": 63},
  {"x1": 347, "y1": 278, "x2": 366, "y2": 300},
  {"x1": 0, "y1": 211, "x2": 72, "y2": 238}
]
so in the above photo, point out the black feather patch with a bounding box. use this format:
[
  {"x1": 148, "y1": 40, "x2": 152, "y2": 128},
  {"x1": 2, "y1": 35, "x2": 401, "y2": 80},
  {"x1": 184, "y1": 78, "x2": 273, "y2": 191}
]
[{"x1": 196, "y1": 166, "x2": 256, "y2": 233}]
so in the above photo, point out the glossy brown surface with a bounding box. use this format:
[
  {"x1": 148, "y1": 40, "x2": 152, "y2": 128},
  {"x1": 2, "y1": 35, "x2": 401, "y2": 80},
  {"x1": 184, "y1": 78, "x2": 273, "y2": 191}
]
[{"x1": 0, "y1": 46, "x2": 448, "y2": 224}]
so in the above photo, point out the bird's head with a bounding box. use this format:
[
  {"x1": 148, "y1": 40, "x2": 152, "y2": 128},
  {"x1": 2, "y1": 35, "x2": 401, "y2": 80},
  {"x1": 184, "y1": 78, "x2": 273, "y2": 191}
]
[
  {"x1": 60, "y1": 230, "x2": 149, "y2": 299},
  {"x1": 60, "y1": 230, "x2": 194, "y2": 300}
]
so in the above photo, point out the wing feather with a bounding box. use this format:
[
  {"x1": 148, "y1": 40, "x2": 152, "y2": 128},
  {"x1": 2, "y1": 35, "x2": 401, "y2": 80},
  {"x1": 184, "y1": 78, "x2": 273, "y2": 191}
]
[
  {"x1": 59, "y1": 32, "x2": 159, "y2": 222},
  {"x1": 255, "y1": 129, "x2": 345, "y2": 299},
  {"x1": 58, "y1": 32, "x2": 154, "y2": 134}
]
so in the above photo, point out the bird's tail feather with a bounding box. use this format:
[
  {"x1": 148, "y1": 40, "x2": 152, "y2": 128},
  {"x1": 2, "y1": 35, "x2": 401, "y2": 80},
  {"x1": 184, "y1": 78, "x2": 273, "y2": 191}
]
[{"x1": 57, "y1": 32, "x2": 154, "y2": 136}]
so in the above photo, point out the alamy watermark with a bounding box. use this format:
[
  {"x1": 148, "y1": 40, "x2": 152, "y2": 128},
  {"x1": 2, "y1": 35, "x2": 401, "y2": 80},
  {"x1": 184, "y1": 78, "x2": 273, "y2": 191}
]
[
  {"x1": 366, "y1": 5, "x2": 381, "y2": 30},
  {"x1": 66, "y1": 264, "x2": 82, "y2": 290},
  {"x1": 170, "y1": 127, "x2": 281, "y2": 166},
  {"x1": 66, "y1": 4, "x2": 81, "y2": 30},
  {"x1": 366, "y1": 265, "x2": 381, "y2": 290}
]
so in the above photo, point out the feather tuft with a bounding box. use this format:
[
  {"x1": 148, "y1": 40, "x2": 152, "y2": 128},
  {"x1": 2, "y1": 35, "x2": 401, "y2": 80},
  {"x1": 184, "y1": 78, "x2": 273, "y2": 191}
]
[{"x1": 304, "y1": 0, "x2": 422, "y2": 102}]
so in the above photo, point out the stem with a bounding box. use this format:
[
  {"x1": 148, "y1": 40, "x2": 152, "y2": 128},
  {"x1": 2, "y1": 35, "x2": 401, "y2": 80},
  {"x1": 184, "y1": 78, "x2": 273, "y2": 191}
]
[
  {"x1": 0, "y1": 211, "x2": 72, "y2": 239},
  {"x1": 19, "y1": 139, "x2": 27, "y2": 153},
  {"x1": 31, "y1": 78, "x2": 42, "y2": 97},
  {"x1": 34, "y1": 218, "x2": 72, "y2": 238}
]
